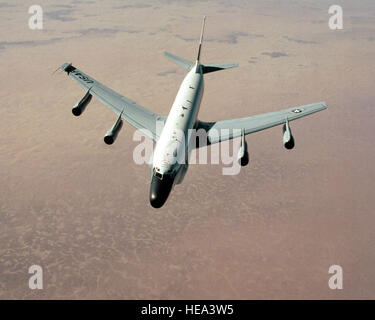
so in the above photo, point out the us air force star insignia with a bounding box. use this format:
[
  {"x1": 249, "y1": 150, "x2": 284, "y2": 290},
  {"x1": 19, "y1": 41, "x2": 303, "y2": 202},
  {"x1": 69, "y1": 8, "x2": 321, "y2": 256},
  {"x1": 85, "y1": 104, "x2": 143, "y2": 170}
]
[{"x1": 292, "y1": 108, "x2": 303, "y2": 113}]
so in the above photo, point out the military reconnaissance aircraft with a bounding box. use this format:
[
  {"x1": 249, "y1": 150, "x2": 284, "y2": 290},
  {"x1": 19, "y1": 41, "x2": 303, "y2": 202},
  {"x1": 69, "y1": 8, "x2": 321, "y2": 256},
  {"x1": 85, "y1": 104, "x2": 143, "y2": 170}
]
[{"x1": 59, "y1": 17, "x2": 327, "y2": 208}]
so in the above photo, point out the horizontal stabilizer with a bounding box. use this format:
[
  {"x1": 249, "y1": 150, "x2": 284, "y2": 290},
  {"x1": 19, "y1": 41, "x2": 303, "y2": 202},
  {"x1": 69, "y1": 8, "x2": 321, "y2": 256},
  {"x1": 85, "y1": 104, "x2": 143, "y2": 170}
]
[
  {"x1": 202, "y1": 63, "x2": 239, "y2": 74},
  {"x1": 163, "y1": 52, "x2": 194, "y2": 71}
]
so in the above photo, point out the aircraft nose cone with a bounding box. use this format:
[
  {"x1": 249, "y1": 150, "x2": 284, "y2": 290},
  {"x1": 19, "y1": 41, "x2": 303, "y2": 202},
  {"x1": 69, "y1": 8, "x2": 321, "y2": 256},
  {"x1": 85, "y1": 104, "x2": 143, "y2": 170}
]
[
  {"x1": 149, "y1": 175, "x2": 174, "y2": 208},
  {"x1": 150, "y1": 193, "x2": 167, "y2": 209}
]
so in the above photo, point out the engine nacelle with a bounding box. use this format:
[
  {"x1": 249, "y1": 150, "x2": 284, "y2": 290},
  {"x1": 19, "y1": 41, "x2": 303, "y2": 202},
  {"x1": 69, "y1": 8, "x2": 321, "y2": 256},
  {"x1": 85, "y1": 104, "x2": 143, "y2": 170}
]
[
  {"x1": 283, "y1": 120, "x2": 295, "y2": 150},
  {"x1": 72, "y1": 90, "x2": 92, "y2": 116},
  {"x1": 104, "y1": 115, "x2": 123, "y2": 145},
  {"x1": 237, "y1": 131, "x2": 249, "y2": 166}
]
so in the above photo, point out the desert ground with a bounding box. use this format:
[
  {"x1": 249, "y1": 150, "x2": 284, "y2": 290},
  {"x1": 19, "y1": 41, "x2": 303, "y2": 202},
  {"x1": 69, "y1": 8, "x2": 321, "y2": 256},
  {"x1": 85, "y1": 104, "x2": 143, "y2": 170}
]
[{"x1": 0, "y1": 0, "x2": 374, "y2": 299}]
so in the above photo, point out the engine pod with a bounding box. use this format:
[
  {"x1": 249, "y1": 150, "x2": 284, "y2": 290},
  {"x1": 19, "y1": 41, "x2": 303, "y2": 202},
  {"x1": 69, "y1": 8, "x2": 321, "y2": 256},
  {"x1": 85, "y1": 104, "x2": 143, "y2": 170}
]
[
  {"x1": 237, "y1": 131, "x2": 249, "y2": 166},
  {"x1": 104, "y1": 115, "x2": 123, "y2": 145},
  {"x1": 283, "y1": 120, "x2": 295, "y2": 149},
  {"x1": 72, "y1": 90, "x2": 92, "y2": 116}
]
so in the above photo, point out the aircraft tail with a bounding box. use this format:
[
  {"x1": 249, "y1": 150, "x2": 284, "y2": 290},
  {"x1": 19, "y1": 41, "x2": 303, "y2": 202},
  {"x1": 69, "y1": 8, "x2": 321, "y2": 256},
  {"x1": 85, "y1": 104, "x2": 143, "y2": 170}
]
[
  {"x1": 163, "y1": 52, "x2": 194, "y2": 71},
  {"x1": 202, "y1": 62, "x2": 239, "y2": 74},
  {"x1": 163, "y1": 16, "x2": 239, "y2": 74},
  {"x1": 196, "y1": 16, "x2": 206, "y2": 63}
]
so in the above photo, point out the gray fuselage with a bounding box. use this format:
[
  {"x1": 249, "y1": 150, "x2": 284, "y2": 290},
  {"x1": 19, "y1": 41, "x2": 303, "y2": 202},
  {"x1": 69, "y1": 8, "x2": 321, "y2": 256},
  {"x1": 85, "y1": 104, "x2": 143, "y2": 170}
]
[{"x1": 150, "y1": 62, "x2": 204, "y2": 207}]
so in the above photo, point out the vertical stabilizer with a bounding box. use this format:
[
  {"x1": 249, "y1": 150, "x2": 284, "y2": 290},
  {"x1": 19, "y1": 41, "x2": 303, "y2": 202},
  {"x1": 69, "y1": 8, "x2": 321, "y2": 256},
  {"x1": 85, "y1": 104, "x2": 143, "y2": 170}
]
[{"x1": 196, "y1": 16, "x2": 206, "y2": 63}]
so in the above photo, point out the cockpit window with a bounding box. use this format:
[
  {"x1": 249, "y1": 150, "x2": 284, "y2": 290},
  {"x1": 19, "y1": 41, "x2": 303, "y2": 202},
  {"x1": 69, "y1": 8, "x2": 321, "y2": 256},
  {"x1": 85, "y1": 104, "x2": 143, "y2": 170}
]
[{"x1": 153, "y1": 169, "x2": 163, "y2": 180}]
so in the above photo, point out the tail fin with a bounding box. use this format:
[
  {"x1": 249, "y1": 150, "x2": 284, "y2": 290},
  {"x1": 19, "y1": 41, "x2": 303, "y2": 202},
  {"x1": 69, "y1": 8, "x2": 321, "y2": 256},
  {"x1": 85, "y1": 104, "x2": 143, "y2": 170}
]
[
  {"x1": 163, "y1": 16, "x2": 206, "y2": 71},
  {"x1": 197, "y1": 16, "x2": 239, "y2": 74},
  {"x1": 202, "y1": 62, "x2": 239, "y2": 74},
  {"x1": 163, "y1": 16, "x2": 239, "y2": 74},
  {"x1": 163, "y1": 52, "x2": 194, "y2": 71},
  {"x1": 196, "y1": 16, "x2": 206, "y2": 63}
]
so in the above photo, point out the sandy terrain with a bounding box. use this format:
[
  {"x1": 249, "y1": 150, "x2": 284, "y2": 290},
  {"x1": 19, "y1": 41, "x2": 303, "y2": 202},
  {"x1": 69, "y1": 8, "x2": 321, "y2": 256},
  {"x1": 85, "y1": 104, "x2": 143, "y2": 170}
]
[{"x1": 0, "y1": 0, "x2": 374, "y2": 299}]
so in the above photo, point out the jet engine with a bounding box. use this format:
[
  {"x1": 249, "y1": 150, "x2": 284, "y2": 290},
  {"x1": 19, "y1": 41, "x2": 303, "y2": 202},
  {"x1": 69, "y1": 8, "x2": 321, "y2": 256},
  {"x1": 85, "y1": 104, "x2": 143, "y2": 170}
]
[
  {"x1": 72, "y1": 90, "x2": 92, "y2": 116},
  {"x1": 237, "y1": 130, "x2": 249, "y2": 166},
  {"x1": 283, "y1": 119, "x2": 295, "y2": 149},
  {"x1": 104, "y1": 114, "x2": 123, "y2": 145}
]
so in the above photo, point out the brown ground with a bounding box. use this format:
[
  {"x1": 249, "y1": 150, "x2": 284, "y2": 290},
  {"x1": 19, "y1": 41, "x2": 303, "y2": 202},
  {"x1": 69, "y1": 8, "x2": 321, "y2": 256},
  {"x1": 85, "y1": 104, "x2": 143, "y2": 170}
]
[{"x1": 0, "y1": 0, "x2": 374, "y2": 299}]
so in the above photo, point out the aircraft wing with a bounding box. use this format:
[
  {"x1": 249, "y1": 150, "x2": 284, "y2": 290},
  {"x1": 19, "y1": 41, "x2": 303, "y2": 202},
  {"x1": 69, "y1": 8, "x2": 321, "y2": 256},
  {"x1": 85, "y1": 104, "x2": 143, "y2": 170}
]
[
  {"x1": 60, "y1": 63, "x2": 166, "y2": 141},
  {"x1": 196, "y1": 102, "x2": 327, "y2": 145}
]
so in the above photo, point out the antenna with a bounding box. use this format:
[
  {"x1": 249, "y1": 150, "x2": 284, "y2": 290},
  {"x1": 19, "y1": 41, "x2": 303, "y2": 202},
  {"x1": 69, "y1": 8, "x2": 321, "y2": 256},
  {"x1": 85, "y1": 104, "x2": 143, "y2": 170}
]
[
  {"x1": 51, "y1": 66, "x2": 61, "y2": 75},
  {"x1": 52, "y1": 62, "x2": 72, "y2": 75},
  {"x1": 196, "y1": 16, "x2": 206, "y2": 63}
]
